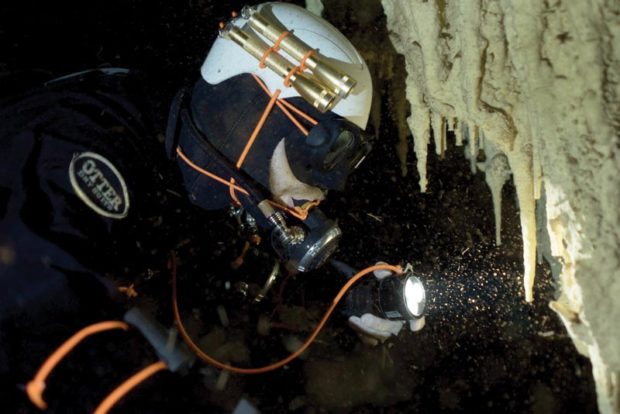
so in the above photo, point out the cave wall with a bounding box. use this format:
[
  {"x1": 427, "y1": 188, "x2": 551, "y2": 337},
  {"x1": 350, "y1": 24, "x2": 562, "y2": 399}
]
[{"x1": 381, "y1": 1, "x2": 620, "y2": 412}]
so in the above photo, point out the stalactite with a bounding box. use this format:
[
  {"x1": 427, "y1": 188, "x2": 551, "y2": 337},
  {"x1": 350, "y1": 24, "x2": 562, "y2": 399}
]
[
  {"x1": 484, "y1": 153, "x2": 511, "y2": 246},
  {"x1": 383, "y1": 0, "x2": 620, "y2": 411},
  {"x1": 468, "y1": 125, "x2": 479, "y2": 174},
  {"x1": 454, "y1": 119, "x2": 463, "y2": 147},
  {"x1": 431, "y1": 112, "x2": 445, "y2": 157},
  {"x1": 509, "y1": 150, "x2": 537, "y2": 303}
]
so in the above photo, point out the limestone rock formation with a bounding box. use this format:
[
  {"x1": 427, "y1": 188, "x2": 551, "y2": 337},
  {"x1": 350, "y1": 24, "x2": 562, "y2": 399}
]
[{"x1": 382, "y1": 1, "x2": 619, "y2": 412}]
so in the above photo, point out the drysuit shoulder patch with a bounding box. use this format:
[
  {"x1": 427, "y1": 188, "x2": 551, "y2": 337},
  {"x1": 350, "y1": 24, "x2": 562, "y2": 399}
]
[{"x1": 69, "y1": 152, "x2": 130, "y2": 219}]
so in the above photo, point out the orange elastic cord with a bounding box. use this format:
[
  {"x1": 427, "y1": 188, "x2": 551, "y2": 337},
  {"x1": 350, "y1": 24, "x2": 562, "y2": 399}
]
[
  {"x1": 228, "y1": 177, "x2": 242, "y2": 206},
  {"x1": 273, "y1": 31, "x2": 290, "y2": 50},
  {"x1": 267, "y1": 200, "x2": 306, "y2": 220},
  {"x1": 258, "y1": 50, "x2": 271, "y2": 69},
  {"x1": 266, "y1": 199, "x2": 320, "y2": 221},
  {"x1": 278, "y1": 98, "x2": 318, "y2": 126},
  {"x1": 176, "y1": 147, "x2": 250, "y2": 196},
  {"x1": 118, "y1": 284, "x2": 138, "y2": 298},
  {"x1": 231, "y1": 240, "x2": 251, "y2": 269},
  {"x1": 228, "y1": 88, "x2": 281, "y2": 202},
  {"x1": 26, "y1": 321, "x2": 129, "y2": 410},
  {"x1": 171, "y1": 251, "x2": 402, "y2": 374},
  {"x1": 258, "y1": 31, "x2": 290, "y2": 68},
  {"x1": 282, "y1": 49, "x2": 314, "y2": 88},
  {"x1": 294, "y1": 199, "x2": 322, "y2": 219},
  {"x1": 283, "y1": 66, "x2": 300, "y2": 88},
  {"x1": 291, "y1": 200, "x2": 321, "y2": 220},
  {"x1": 298, "y1": 49, "x2": 316, "y2": 72},
  {"x1": 93, "y1": 361, "x2": 167, "y2": 414},
  {"x1": 235, "y1": 89, "x2": 281, "y2": 170},
  {"x1": 251, "y1": 74, "x2": 317, "y2": 136}
]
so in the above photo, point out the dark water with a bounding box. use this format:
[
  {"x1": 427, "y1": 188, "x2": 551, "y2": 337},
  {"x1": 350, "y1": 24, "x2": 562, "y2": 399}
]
[{"x1": 1, "y1": 0, "x2": 597, "y2": 412}]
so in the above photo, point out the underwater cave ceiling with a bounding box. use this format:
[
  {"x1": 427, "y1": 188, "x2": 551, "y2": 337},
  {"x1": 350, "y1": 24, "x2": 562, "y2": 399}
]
[{"x1": 1, "y1": 0, "x2": 617, "y2": 412}]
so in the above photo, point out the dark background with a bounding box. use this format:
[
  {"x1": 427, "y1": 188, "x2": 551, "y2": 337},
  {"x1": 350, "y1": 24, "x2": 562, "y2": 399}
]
[{"x1": 1, "y1": 0, "x2": 598, "y2": 413}]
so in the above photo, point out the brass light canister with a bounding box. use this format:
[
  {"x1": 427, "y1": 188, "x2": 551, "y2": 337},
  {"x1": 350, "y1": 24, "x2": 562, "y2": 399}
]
[
  {"x1": 242, "y1": 5, "x2": 357, "y2": 99},
  {"x1": 220, "y1": 22, "x2": 337, "y2": 113}
]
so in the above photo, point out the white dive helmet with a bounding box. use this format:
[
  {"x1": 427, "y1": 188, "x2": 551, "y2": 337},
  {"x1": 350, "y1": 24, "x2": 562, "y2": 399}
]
[{"x1": 200, "y1": 2, "x2": 372, "y2": 129}]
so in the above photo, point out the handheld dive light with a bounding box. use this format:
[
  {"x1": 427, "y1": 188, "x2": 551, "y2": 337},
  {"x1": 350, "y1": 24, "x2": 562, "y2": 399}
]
[{"x1": 332, "y1": 260, "x2": 427, "y2": 321}]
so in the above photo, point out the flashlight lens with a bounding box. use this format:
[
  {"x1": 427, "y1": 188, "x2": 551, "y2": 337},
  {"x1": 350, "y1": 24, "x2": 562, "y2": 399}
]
[{"x1": 404, "y1": 276, "x2": 425, "y2": 317}]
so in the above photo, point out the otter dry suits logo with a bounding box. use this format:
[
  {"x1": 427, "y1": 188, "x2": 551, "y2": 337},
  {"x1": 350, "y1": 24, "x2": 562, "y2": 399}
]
[{"x1": 69, "y1": 152, "x2": 130, "y2": 219}]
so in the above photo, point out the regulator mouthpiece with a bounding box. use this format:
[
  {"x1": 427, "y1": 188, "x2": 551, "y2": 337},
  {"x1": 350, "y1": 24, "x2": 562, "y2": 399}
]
[{"x1": 260, "y1": 202, "x2": 341, "y2": 273}]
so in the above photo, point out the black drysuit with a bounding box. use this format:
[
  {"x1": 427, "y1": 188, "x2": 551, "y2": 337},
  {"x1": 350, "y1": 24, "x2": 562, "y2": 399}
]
[{"x1": 0, "y1": 69, "x2": 177, "y2": 403}]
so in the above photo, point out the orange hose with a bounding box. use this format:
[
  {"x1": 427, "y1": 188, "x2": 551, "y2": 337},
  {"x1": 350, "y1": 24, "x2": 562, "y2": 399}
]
[
  {"x1": 171, "y1": 252, "x2": 402, "y2": 374},
  {"x1": 176, "y1": 139, "x2": 315, "y2": 221},
  {"x1": 176, "y1": 147, "x2": 250, "y2": 196},
  {"x1": 26, "y1": 321, "x2": 129, "y2": 409},
  {"x1": 93, "y1": 361, "x2": 167, "y2": 414}
]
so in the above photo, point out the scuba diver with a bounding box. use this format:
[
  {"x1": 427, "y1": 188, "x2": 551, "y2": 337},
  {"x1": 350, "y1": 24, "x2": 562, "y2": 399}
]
[{"x1": 0, "y1": 3, "x2": 425, "y2": 412}]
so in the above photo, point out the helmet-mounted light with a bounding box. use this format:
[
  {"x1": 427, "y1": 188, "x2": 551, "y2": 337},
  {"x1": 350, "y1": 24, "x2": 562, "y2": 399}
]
[
  {"x1": 220, "y1": 22, "x2": 337, "y2": 113},
  {"x1": 241, "y1": 5, "x2": 357, "y2": 99}
]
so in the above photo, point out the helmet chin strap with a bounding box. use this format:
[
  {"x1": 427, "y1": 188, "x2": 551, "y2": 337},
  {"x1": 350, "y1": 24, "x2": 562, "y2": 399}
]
[{"x1": 268, "y1": 138, "x2": 325, "y2": 207}]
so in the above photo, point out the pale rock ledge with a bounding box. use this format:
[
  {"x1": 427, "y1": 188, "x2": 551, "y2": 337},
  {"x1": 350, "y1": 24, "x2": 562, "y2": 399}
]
[{"x1": 382, "y1": 0, "x2": 620, "y2": 412}]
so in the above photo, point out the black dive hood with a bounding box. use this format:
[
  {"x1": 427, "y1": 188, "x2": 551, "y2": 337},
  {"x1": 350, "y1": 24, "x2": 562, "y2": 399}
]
[
  {"x1": 167, "y1": 74, "x2": 371, "y2": 204},
  {"x1": 165, "y1": 74, "x2": 371, "y2": 272}
]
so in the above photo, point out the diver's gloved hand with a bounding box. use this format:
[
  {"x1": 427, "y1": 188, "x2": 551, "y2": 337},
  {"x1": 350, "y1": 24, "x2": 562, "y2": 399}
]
[
  {"x1": 347, "y1": 262, "x2": 425, "y2": 345},
  {"x1": 348, "y1": 313, "x2": 426, "y2": 345},
  {"x1": 348, "y1": 313, "x2": 405, "y2": 343}
]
